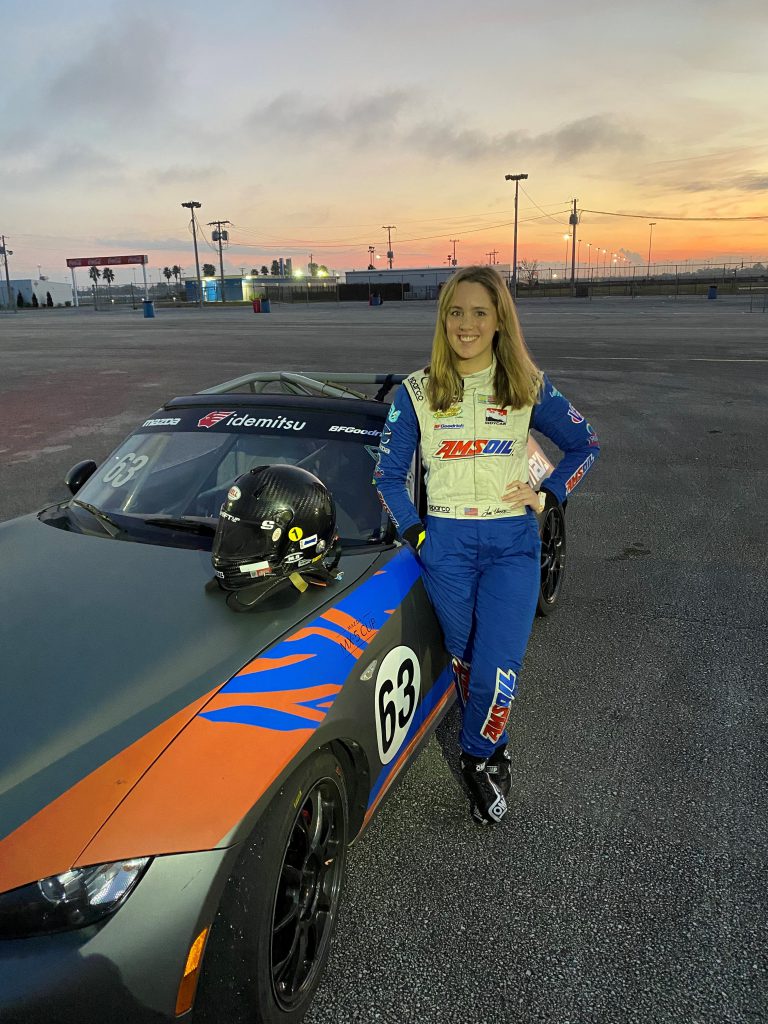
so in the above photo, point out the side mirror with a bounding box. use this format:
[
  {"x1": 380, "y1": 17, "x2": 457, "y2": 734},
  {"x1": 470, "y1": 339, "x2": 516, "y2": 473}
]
[{"x1": 64, "y1": 460, "x2": 98, "y2": 495}]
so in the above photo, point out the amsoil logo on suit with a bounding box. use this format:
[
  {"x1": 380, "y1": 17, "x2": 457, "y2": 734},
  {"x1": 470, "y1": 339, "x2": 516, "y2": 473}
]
[
  {"x1": 435, "y1": 438, "x2": 516, "y2": 459},
  {"x1": 480, "y1": 668, "x2": 517, "y2": 743}
]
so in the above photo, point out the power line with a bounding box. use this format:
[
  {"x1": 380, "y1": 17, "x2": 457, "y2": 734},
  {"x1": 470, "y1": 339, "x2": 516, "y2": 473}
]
[
  {"x1": 520, "y1": 186, "x2": 570, "y2": 225},
  {"x1": 580, "y1": 208, "x2": 768, "y2": 222},
  {"x1": 230, "y1": 210, "x2": 571, "y2": 252}
]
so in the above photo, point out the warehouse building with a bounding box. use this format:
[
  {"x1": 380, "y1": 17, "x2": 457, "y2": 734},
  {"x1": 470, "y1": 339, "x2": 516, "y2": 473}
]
[
  {"x1": 344, "y1": 265, "x2": 511, "y2": 300},
  {"x1": 0, "y1": 278, "x2": 74, "y2": 308}
]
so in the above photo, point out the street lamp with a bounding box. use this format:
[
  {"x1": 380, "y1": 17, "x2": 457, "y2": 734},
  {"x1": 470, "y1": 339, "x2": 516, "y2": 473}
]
[
  {"x1": 504, "y1": 172, "x2": 528, "y2": 299},
  {"x1": 181, "y1": 201, "x2": 203, "y2": 308},
  {"x1": 647, "y1": 222, "x2": 657, "y2": 280},
  {"x1": 563, "y1": 234, "x2": 571, "y2": 280},
  {"x1": 586, "y1": 242, "x2": 592, "y2": 276}
]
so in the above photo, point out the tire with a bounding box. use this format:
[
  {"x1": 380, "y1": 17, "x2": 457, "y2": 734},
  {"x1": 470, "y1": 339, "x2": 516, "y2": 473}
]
[
  {"x1": 194, "y1": 750, "x2": 349, "y2": 1024},
  {"x1": 536, "y1": 502, "x2": 566, "y2": 616}
]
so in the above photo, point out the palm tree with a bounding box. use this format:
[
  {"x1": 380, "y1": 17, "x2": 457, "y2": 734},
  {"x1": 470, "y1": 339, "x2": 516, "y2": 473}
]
[
  {"x1": 172, "y1": 265, "x2": 182, "y2": 294},
  {"x1": 163, "y1": 266, "x2": 173, "y2": 297},
  {"x1": 102, "y1": 267, "x2": 115, "y2": 300},
  {"x1": 89, "y1": 266, "x2": 101, "y2": 307}
]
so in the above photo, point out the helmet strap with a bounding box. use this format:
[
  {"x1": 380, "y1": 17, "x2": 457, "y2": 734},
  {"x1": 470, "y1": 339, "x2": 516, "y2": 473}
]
[{"x1": 288, "y1": 571, "x2": 309, "y2": 592}]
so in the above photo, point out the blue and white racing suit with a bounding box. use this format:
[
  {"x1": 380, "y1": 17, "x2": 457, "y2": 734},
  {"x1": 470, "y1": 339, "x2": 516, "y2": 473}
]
[{"x1": 374, "y1": 360, "x2": 600, "y2": 759}]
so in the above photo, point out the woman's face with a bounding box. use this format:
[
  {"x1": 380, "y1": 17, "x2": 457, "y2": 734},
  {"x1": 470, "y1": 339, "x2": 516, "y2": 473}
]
[{"x1": 444, "y1": 280, "x2": 499, "y2": 375}]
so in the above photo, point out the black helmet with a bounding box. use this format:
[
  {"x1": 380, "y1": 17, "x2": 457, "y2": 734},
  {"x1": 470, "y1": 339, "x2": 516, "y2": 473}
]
[{"x1": 211, "y1": 464, "x2": 337, "y2": 594}]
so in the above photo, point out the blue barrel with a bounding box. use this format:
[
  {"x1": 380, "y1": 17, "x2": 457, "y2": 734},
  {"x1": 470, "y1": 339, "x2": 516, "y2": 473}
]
[
  {"x1": 143, "y1": 300, "x2": 155, "y2": 318},
  {"x1": 707, "y1": 285, "x2": 718, "y2": 300},
  {"x1": 261, "y1": 298, "x2": 271, "y2": 313}
]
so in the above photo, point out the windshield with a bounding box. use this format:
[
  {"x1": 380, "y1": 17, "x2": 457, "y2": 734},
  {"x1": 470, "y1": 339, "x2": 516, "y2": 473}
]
[{"x1": 73, "y1": 405, "x2": 390, "y2": 546}]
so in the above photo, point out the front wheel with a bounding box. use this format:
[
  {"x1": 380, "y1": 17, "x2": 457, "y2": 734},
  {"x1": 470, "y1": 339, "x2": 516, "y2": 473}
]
[
  {"x1": 194, "y1": 750, "x2": 348, "y2": 1024},
  {"x1": 536, "y1": 502, "x2": 567, "y2": 616}
]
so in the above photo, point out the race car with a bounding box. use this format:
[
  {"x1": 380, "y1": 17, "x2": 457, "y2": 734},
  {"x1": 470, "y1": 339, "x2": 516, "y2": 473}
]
[{"x1": 0, "y1": 371, "x2": 567, "y2": 1024}]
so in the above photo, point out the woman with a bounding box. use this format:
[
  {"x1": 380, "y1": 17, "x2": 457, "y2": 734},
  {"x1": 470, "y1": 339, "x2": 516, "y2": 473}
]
[{"x1": 374, "y1": 265, "x2": 600, "y2": 825}]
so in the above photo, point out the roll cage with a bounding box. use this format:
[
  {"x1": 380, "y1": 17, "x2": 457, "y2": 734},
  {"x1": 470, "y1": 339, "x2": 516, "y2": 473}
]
[{"x1": 198, "y1": 371, "x2": 407, "y2": 404}]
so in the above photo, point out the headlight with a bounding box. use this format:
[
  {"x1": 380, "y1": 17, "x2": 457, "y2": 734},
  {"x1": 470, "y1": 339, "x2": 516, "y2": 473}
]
[{"x1": 0, "y1": 858, "x2": 150, "y2": 938}]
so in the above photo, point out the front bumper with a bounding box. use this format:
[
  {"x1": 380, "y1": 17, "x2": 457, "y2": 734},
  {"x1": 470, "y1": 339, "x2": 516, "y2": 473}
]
[{"x1": 0, "y1": 846, "x2": 239, "y2": 1024}]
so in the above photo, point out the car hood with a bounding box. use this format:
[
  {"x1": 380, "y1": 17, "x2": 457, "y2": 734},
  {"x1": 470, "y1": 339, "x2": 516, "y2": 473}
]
[{"x1": 0, "y1": 514, "x2": 379, "y2": 887}]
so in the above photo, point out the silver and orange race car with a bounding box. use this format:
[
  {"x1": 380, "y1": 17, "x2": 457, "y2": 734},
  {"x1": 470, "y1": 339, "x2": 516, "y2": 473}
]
[{"x1": 0, "y1": 372, "x2": 566, "y2": 1024}]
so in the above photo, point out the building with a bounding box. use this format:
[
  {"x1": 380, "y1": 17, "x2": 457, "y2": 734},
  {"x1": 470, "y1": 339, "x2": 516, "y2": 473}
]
[
  {"x1": 185, "y1": 273, "x2": 340, "y2": 303},
  {"x1": 344, "y1": 265, "x2": 511, "y2": 300},
  {"x1": 0, "y1": 278, "x2": 74, "y2": 308}
]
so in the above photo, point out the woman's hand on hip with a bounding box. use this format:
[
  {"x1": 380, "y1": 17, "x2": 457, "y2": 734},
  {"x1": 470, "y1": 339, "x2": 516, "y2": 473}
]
[{"x1": 502, "y1": 480, "x2": 538, "y2": 511}]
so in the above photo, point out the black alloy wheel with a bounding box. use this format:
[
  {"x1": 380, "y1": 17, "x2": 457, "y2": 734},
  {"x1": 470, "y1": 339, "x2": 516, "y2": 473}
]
[
  {"x1": 536, "y1": 502, "x2": 567, "y2": 616},
  {"x1": 271, "y1": 776, "x2": 346, "y2": 1011},
  {"x1": 193, "y1": 750, "x2": 348, "y2": 1024}
]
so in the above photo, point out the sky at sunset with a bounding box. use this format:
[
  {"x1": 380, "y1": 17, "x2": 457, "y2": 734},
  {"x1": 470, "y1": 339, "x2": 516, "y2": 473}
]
[{"x1": 2, "y1": 0, "x2": 768, "y2": 284}]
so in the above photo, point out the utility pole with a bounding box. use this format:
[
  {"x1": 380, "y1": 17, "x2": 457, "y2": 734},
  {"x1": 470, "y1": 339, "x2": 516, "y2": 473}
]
[
  {"x1": 208, "y1": 220, "x2": 231, "y2": 303},
  {"x1": 504, "y1": 172, "x2": 528, "y2": 300},
  {"x1": 382, "y1": 225, "x2": 396, "y2": 269},
  {"x1": 647, "y1": 222, "x2": 657, "y2": 281},
  {"x1": 569, "y1": 199, "x2": 579, "y2": 295},
  {"x1": 181, "y1": 201, "x2": 203, "y2": 308},
  {"x1": 449, "y1": 238, "x2": 459, "y2": 266},
  {"x1": 0, "y1": 236, "x2": 14, "y2": 312}
]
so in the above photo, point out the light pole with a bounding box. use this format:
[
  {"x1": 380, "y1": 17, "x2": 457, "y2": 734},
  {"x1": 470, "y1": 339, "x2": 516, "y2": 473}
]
[
  {"x1": 449, "y1": 238, "x2": 459, "y2": 266},
  {"x1": 563, "y1": 234, "x2": 571, "y2": 281},
  {"x1": 586, "y1": 242, "x2": 592, "y2": 278},
  {"x1": 181, "y1": 201, "x2": 203, "y2": 308},
  {"x1": 647, "y1": 222, "x2": 656, "y2": 280},
  {"x1": 504, "y1": 172, "x2": 528, "y2": 299}
]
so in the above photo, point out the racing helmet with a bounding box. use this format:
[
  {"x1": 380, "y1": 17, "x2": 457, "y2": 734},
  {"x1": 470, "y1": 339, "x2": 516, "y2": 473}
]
[{"x1": 211, "y1": 464, "x2": 337, "y2": 592}]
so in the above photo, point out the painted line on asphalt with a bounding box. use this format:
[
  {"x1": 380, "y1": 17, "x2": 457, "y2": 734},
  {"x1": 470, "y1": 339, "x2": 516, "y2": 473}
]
[{"x1": 545, "y1": 356, "x2": 768, "y2": 362}]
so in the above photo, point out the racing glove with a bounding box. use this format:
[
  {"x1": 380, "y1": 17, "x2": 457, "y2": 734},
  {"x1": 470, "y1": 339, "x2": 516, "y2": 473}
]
[{"x1": 402, "y1": 523, "x2": 426, "y2": 551}]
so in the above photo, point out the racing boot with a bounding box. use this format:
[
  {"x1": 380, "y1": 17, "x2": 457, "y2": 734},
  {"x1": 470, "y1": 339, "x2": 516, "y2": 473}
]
[
  {"x1": 460, "y1": 752, "x2": 507, "y2": 825},
  {"x1": 486, "y1": 743, "x2": 512, "y2": 801}
]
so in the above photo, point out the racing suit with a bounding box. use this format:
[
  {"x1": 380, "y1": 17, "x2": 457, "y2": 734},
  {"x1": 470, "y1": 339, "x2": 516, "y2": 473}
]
[{"x1": 374, "y1": 360, "x2": 600, "y2": 759}]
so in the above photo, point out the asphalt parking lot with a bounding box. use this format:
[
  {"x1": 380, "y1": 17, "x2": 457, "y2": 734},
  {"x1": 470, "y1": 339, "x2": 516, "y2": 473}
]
[{"x1": 1, "y1": 296, "x2": 766, "y2": 1023}]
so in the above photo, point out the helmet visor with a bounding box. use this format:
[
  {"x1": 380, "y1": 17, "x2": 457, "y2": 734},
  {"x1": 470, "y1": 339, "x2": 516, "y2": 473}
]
[{"x1": 212, "y1": 516, "x2": 278, "y2": 566}]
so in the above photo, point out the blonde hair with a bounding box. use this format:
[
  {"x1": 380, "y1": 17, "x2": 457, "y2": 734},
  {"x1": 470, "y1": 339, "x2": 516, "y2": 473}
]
[{"x1": 425, "y1": 265, "x2": 542, "y2": 411}]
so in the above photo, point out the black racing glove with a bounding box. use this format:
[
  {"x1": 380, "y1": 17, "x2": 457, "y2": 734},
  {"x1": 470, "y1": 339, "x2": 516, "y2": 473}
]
[{"x1": 402, "y1": 523, "x2": 426, "y2": 551}]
